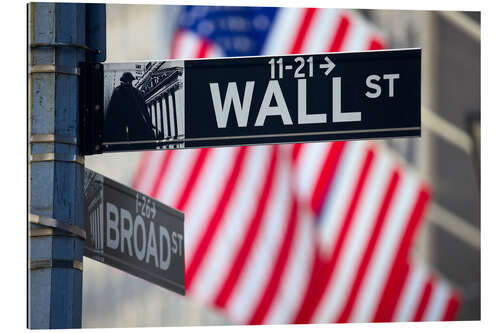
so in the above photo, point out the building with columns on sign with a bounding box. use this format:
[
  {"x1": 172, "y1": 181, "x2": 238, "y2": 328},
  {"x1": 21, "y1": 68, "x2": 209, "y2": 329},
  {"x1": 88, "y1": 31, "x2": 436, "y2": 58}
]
[{"x1": 135, "y1": 61, "x2": 185, "y2": 148}]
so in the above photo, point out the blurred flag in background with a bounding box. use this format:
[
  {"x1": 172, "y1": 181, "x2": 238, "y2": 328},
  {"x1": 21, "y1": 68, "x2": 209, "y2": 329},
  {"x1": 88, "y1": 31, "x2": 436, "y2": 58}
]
[{"x1": 133, "y1": 5, "x2": 461, "y2": 324}]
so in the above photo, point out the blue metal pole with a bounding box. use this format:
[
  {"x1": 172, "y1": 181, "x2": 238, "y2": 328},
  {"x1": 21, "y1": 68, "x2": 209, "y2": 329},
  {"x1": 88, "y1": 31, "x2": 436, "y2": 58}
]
[{"x1": 28, "y1": 2, "x2": 86, "y2": 328}]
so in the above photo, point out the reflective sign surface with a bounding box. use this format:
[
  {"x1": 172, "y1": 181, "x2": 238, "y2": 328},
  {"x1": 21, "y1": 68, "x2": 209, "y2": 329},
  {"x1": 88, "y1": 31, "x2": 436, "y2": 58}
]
[
  {"x1": 83, "y1": 169, "x2": 185, "y2": 295},
  {"x1": 98, "y1": 49, "x2": 420, "y2": 153}
]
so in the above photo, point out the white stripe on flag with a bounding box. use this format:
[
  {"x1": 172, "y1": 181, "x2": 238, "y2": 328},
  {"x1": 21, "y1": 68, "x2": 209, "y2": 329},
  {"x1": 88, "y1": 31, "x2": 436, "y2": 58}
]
[
  {"x1": 205, "y1": 43, "x2": 224, "y2": 58},
  {"x1": 423, "y1": 280, "x2": 451, "y2": 321},
  {"x1": 134, "y1": 151, "x2": 166, "y2": 194},
  {"x1": 175, "y1": 30, "x2": 202, "y2": 59},
  {"x1": 226, "y1": 152, "x2": 292, "y2": 323},
  {"x1": 393, "y1": 263, "x2": 428, "y2": 321},
  {"x1": 317, "y1": 141, "x2": 367, "y2": 256},
  {"x1": 342, "y1": 11, "x2": 370, "y2": 52},
  {"x1": 264, "y1": 204, "x2": 315, "y2": 324},
  {"x1": 294, "y1": 142, "x2": 331, "y2": 203},
  {"x1": 302, "y1": 9, "x2": 341, "y2": 53},
  {"x1": 189, "y1": 146, "x2": 272, "y2": 303},
  {"x1": 155, "y1": 149, "x2": 197, "y2": 205},
  {"x1": 261, "y1": 7, "x2": 305, "y2": 55},
  {"x1": 313, "y1": 150, "x2": 391, "y2": 323},
  {"x1": 350, "y1": 173, "x2": 419, "y2": 322},
  {"x1": 184, "y1": 148, "x2": 238, "y2": 265}
]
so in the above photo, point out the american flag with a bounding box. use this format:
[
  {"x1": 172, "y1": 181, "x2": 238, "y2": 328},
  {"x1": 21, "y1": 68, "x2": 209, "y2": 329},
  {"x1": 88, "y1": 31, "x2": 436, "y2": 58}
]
[{"x1": 133, "y1": 5, "x2": 461, "y2": 324}]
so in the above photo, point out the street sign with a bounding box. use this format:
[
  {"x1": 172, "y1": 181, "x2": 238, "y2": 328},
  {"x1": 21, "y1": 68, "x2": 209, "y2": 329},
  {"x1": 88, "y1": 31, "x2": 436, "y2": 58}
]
[
  {"x1": 83, "y1": 168, "x2": 185, "y2": 295},
  {"x1": 80, "y1": 48, "x2": 420, "y2": 154}
]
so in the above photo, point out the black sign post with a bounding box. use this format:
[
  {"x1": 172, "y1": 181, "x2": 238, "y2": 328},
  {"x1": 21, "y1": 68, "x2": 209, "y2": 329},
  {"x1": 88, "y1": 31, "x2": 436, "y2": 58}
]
[
  {"x1": 83, "y1": 169, "x2": 185, "y2": 295},
  {"x1": 79, "y1": 48, "x2": 421, "y2": 155}
]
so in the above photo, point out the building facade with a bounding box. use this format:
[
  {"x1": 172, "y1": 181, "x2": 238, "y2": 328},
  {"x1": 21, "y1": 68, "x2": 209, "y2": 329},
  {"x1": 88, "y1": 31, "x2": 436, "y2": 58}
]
[{"x1": 135, "y1": 62, "x2": 185, "y2": 148}]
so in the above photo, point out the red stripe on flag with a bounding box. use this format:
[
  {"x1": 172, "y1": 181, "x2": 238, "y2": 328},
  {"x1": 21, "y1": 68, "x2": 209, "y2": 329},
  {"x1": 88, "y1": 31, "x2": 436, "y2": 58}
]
[
  {"x1": 442, "y1": 292, "x2": 461, "y2": 321},
  {"x1": 367, "y1": 36, "x2": 386, "y2": 50},
  {"x1": 149, "y1": 150, "x2": 174, "y2": 199},
  {"x1": 397, "y1": 187, "x2": 431, "y2": 262},
  {"x1": 322, "y1": 147, "x2": 375, "y2": 268},
  {"x1": 185, "y1": 147, "x2": 248, "y2": 290},
  {"x1": 248, "y1": 197, "x2": 299, "y2": 324},
  {"x1": 291, "y1": 143, "x2": 304, "y2": 165},
  {"x1": 174, "y1": 148, "x2": 211, "y2": 211},
  {"x1": 214, "y1": 147, "x2": 279, "y2": 308},
  {"x1": 336, "y1": 169, "x2": 401, "y2": 323},
  {"x1": 132, "y1": 151, "x2": 153, "y2": 190},
  {"x1": 310, "y1": 142, "x2": 346, "y2": 215},
  {"x1": 328, "y1": 14, "x2": 351, "y2": 52},
  {"x1": 375, "y1": 261, "x2": 411, "y2": 323},
  {"x1": 412, "y1": 277, "x2": 434, "y2": 321},
  {"x1": 196, "y1": 38, "x2": 211, "y2": 58},
  {"x1": 293, "y1": 147, "x2": 375, "y2": 323},
  {"x1": 290, "y1": 8, "x2": 317, "y2": 54},
  {"x1": 373, "y1": 187, "x2": 431, "y2": 322}
]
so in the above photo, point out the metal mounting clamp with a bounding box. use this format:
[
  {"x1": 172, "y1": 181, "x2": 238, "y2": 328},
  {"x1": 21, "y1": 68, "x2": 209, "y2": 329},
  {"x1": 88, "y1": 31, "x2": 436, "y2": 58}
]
[
  {"x1": 30, "y1": 259, "x2": 83, "y2": 272},
  {"x1": 29, "y1": 65, "x2": 80, "y2": 76},
  {"x1": 30, "y1": 153, "x2": 84, "y2": 166},
  {"x1": 30, "y1": 134, "x2": 78, "y2": 146},
  {"x1": 30, "y1": 42, "x2": 100, "y2": 54},
  {"x1": 29, "y1": 214, "x2": 86, "y2": 240},
  {"x1": 29, "y1": 227, "x2": 87, "y2": 241}
]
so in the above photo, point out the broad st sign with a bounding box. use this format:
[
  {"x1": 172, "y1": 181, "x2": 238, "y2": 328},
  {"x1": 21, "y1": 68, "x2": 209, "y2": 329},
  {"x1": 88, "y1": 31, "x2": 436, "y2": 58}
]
[
  {"x1": 79, "y1": 49, "x2": 420, "y2": 154},
  {"x1": 83, "y1": 169, "x2": 185, "y2": 295}
]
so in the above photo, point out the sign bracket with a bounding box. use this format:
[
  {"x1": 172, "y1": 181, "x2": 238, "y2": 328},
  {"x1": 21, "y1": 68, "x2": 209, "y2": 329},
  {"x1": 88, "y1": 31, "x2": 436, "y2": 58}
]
[{"x1": 79, "y1": 62, "x2": 104, "y2": 155}]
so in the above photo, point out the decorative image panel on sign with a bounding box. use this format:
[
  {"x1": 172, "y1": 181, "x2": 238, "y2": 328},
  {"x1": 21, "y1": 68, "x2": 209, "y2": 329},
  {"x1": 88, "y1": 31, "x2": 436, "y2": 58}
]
[{"x1": 101, "y1": 60, "x2": 185, "y2": 152}]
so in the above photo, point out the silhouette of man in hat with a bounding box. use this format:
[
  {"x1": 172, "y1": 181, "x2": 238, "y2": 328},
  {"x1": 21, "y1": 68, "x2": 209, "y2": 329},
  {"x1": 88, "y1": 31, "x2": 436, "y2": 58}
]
[{"x1": 104, "y1": 72, "x2": 155, "y2": 142}]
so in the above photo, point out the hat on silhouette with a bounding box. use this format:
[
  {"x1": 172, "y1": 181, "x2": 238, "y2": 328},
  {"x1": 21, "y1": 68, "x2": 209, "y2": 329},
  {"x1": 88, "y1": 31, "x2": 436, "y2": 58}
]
[{"x1": 120, "y1": 72, "x2": 135, "y2": 83}]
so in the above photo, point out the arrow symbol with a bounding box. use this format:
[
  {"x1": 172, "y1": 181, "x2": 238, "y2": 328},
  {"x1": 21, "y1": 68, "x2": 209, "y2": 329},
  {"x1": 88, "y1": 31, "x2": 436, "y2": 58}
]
[{"x1": 319, "y1": 56, "x2": 335, "y2": 75}]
